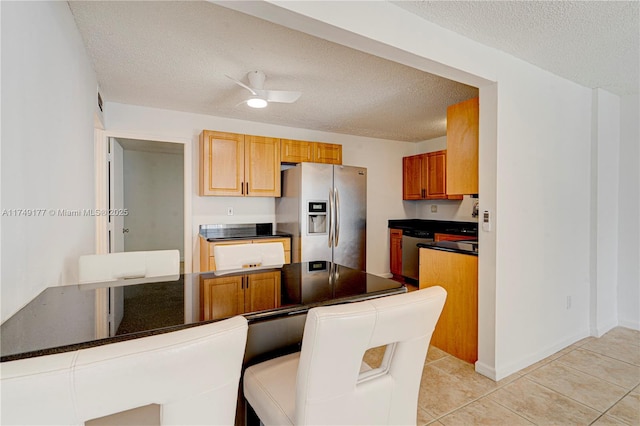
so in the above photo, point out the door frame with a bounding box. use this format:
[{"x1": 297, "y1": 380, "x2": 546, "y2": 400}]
[{"x1": 94, "y1": 129, "x2": 193, "y2": 269}]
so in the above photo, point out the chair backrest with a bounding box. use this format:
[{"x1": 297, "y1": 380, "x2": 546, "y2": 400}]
[
  {"x1": 1, "y1": 315, "x2": 248, "y2": 425},
  {"x1": 78, "y1": 250, "x2": 180, "y2": 283},
  {"x1": 214, "y1": 242, "x2": 284, "y2": 271},
  {"x1": 294, "y1": 286, "x2": 446, "y2": 425}
]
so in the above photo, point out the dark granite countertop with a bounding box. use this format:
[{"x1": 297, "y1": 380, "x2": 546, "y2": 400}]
[
  {"x1": 1, "y1": 262, "x2": 405, "y2": 362},
  {"x1": 199, "y1": 223, "x2": 292, "y2": 241},
  {"x1": 388, "y1": 219, "x2": 478, "y2": 236},
  {"x1": 418, "y1": 240, "x2": 479, "y2": 256}
]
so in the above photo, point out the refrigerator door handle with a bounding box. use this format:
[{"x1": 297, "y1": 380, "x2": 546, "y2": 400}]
[
  {"x1": 328, "y1": 188, "x2": 334, "y2": 247},
  {"x1": 334, "y1": 187, "x2": 340, "y2": 246}
]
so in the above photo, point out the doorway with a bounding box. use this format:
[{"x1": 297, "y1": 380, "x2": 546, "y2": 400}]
[
  {"x1": 109, "y1": 138, "x2": 185, "y2": 267},
  {"x1": 107, "y1": 137, "x2": 186, "y2": 335}
]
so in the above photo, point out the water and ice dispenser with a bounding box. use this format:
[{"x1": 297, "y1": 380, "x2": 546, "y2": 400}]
[{"x1": 307, "y1": 201, "x2": 327, "y2": 234}]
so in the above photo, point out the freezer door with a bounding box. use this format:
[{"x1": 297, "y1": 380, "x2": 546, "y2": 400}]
[
  {"x1": 300, "y1": 163, "x2": 333, "y2": 264},
  {"x1": 333, "y1": 166, "x2": 366, "y2": 270}
]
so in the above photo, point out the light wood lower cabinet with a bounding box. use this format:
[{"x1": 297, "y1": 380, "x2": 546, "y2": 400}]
[
  {"x1": 434, "y1": 233, "x2": 477, "y2": 242},
  {"x1": 419, "y1": 248, "x2": 478, "y2": 364},
  {"x1": 200, "y1": 271, "x2": 281, "y2": 321},
  {"x1": 199, "y1": 236, "x2": 291, "y2": 272},
  {"x1": 390, "y1": 228, "x2": 402, "y2": 276}
]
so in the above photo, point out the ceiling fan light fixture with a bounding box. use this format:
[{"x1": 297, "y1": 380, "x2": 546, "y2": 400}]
[{"x1": 247, "y1": 97, "x2": 268, "y2": 108}]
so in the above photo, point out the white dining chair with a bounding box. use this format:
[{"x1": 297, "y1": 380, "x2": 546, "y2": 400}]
[
  {"x1": 1, "y1": 315, "x2": 248, "y2": 425},
  {"x1": 243, "y1": 286, "x2": 447, "y2": 425},
  {"x1": 214, "y1": 242, "x2": 285, "y2": 272},
  {"x1": 78, "y1": 250, "x2": 180, "y2": 283}
]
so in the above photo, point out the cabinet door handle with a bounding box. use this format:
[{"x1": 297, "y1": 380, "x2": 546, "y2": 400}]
[
  {"x1": 241, "y1": 182, "x2": 244, "y2": 195},
  {"x1": 246, "y1": 182, "x2": 249, "y2": 195}
]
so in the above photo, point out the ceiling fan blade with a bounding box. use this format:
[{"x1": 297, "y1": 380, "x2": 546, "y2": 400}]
[
  {"x1": 256, "y1": 89, "x2": 302, "y2": 103},
  {"x1": 225, "y1": 74, "x2": 257, "y2": 96}
]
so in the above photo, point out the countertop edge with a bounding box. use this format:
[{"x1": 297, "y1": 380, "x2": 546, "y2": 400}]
[{"x1": 418, "y1": 244, "x2": 478, "y2": 257}]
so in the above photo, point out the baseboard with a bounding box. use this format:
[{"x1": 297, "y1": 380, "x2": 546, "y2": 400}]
[
  {"x1": 591, "y1": 318, "x2": 619, "y2": 337},
  {"x1": 618, "y1": 318, "x2": 640, "y2": 331},
  {"x1": 492, "y1": 328, "x2": 591, "y2": 380},
  {"x1": 474, "y1": 361, "x2": 497, "y2": 381}
]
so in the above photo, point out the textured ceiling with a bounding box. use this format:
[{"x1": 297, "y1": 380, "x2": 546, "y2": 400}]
[
  {"x1": 68, "y1": 1, "x2": 477, "y2": 142},
  {"x1": 68, "y1": 1, "x2": 637, "y2": 144},
  {"x1": 394, "y1": 1, "x2": 639, "y2": 96}
]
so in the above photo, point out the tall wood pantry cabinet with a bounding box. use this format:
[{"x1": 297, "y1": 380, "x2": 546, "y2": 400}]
[
  {"x1": 446, "y1": 97, "x2": 479, "y2": 195},
  {"x1": 199, "y1": 130, "x2": 281, "y2": 197}
]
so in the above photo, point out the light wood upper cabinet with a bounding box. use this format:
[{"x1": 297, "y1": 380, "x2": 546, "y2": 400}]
[
  {"x1": 446, "y1": 97, "x2": 479, "y2": 195},
  {"x1": 314, "y1": 143, "x2": 342, "y2": 164},
  {"x1": 426, "y1": 151, "x2": 447, "y2": 198},
  {"x1": 281, "y1": 139, "x2": 314, "y2": 163},
  {"x1": 402, "y1": 150, "x2": 461, "y2": 200},
  {"x1": 199, "y1": 130, "x2": 280, "y2": 197},
  {"x1": 244, "y1": 135, "x2": 281, "y2": 196},
  {"x1": 402, "y1": 154, "x2": 427, "y2": 200},
  {"x1": 281, "y1": 139, "x2": 342, "y2": 165},
  {"x1": 199, "y1": 131, "x2": 244, "y2": 196}
]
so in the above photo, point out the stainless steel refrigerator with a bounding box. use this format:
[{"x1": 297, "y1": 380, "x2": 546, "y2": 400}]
[{"x1": 276, "y1": 163, "x2": 366, "y2": 271}]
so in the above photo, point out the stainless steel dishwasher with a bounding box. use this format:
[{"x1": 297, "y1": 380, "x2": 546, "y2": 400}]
[{"x1": 401, "y1": 229, "x2": 434, "y2": 281}]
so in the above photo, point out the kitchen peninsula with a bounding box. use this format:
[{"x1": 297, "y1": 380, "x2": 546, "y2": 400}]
[{"x1": 0, "y1": 262, "x2": 405, "y2": 364}]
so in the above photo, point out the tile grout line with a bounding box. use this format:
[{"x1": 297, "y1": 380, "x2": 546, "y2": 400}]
[
  {"x1": 517, "y1": 375, "x2": 605, "y2": 421},
  {"x1": 592, "y1": 387, "x2": 638, "y2": 426},
  {"x1": 553, "y1": 355, "x2": 639, "y2": 390}
]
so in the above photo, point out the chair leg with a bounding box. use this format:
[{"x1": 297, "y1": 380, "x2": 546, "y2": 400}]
[{"x1": 244, "y1": 401, "x2": 261, "y2": 426}]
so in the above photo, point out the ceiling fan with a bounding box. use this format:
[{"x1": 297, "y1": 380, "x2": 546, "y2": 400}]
[{"x1": 226, "y1": 70, "x2": 302, "y2": 108}]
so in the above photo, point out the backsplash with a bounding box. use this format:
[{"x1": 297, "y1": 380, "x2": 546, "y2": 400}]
[{"x1": 415, "y1": 195, "x2": 479, "y2": 222}]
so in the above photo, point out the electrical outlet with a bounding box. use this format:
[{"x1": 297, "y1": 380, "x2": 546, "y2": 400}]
[
  {"x1": 431, "y1": 205, "x2": 438, "y2": 213},
  {"x1": 227, "y1": 207, "x2": 233, "y2": 216}
]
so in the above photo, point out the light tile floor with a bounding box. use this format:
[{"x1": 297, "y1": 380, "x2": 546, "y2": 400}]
[
  {"x1": 365, "y1": 326, "x2": 639, "y2": 425},
  {"x1": 424, "y1": 327, "x2": 639, "y2": 425}
]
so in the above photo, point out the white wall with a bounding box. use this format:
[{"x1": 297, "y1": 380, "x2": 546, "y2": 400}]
[
  {"x1": 591, "y1": 89, "x2": 621, "y2": 335},
  {"x1": 1, "y1": 2, "x2": 97, "y2": 322},
  {"x1": 493, "y1": 58, "x2": 592, "y2": 376},
  {"x1": 617, "y1": 94, "x2": 640, "y2": 329},
  {"x1": 247, "y1": 0, "x2": 604, "y2": 380},
  {"x1": 123, "y1": 149, "x2": 185, "y2": 258},
  {"x1": 103, "y1": 103, "x2": 416, "y2": 276}
]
